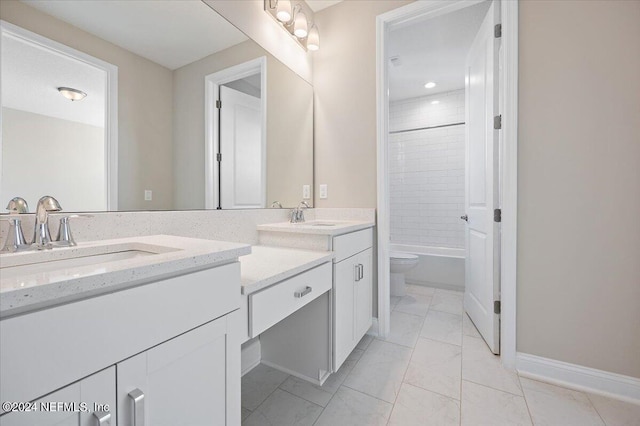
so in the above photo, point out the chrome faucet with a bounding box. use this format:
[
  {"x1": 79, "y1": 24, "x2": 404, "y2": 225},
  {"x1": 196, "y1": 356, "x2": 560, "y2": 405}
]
[
  {"x1": 32, "y1": 196, "x2": 62, "y2": 250},
  {"x1": 1, "y1": 197, "x2": 30, "y2": 252},
  {"x1": 270, "y1": 201, "x2": 283, "y2": 209},
  {"x1": 290, "y1": 201, "x2": 310, "y2": 223}
]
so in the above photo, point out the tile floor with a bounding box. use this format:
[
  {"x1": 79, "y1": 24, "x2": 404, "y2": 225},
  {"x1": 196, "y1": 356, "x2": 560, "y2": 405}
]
[{"x1": 241, "y1": 284, "x2": 640, "y2": 425}]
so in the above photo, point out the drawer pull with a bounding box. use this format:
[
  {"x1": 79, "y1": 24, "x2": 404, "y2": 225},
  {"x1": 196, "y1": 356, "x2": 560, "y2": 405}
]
[
  {"x1": 359, "y1": 264, "x2": 364, "y2": 280},
  {"x1": 93, "y1": 410, "x2": 111, "y2": 426},
  {"x1": 295, "y1": 286, "x2": 313, "y2": 298},
  {"x1": 128, "y1": 388, "x2": 145, "y2": 426}
]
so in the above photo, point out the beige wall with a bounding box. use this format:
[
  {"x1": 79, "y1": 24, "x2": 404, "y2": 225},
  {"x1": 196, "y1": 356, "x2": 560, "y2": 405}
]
[
  {"x1": 313, "y1": 0, "x2": 412, "y2": 208},
  {"x1": 517, "y1": 0, "x2": 640, "y2": 378},
  {"x1": 172, "y1": 40, "x2": 313, "y2": 209},
  {"x1": 1, "y1": 108, "x2": 105, "y2": 211},
  {"x1": 0, "y1": 0, "x2": 174, "y2": 211}
]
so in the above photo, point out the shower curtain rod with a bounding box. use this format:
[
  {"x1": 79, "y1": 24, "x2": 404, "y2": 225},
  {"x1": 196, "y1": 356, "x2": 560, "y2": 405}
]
[{"x1": 389, "y1": 121, "x2": 465, "y2": 135}]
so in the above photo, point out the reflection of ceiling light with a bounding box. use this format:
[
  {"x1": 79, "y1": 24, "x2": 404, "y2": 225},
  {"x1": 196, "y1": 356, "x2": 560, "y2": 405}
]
[
  {"x1": 424, "y1": 82, "x2": 436, "y2": 89},
  {"x1": 293, "y1": 7, "x2": 308, "y2": 38},
  {"x1": 307, "y1": 24, "x2": 320, "y2": 51},
  {"x1": 431, "y1": 100, "x2": 440, "y2": 105},
  {"x1": 275, "y1": 0, "x2": 292, "y2": 22},
  {"x1": 58, "y1": 87, "x2": 87, "y2": 101}
]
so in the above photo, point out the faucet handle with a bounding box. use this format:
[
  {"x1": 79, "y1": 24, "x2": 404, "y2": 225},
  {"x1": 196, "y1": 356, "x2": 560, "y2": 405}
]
[
  {"x1": 56, "y1": 214, "x2": 93, "y2": 247},
  {"x1": 6, "y1": 197, "x2": 29, "y2": 213}
]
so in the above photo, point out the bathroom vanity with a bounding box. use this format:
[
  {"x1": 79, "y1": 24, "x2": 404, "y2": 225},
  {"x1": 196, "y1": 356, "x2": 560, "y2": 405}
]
[{"x1": 0, "y1": 235, "x2": 250, "y2": 425}]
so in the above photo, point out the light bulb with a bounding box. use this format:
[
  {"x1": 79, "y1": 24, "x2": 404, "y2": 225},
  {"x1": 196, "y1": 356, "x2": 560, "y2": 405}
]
[
  {"x1": 276, "y1": 0, "x2": 291, "y2": 22},
  {"x1": 424, "y1": 81, "x2": 436, "y2": 89},
  {"x1": 294, "y1": 10, "x2": 308, "y2": 38},
  {"x1": 307, "y1": 25, "x2": 320, "y2": 51}
]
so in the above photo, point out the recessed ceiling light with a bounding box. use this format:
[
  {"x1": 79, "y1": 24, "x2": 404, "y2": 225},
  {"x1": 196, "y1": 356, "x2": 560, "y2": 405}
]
[
  {"x1": 57, "y1": 87, "x2": 87, "y2": 101},
  {"x1": 424, "y1": 82, "x2": 437, "y2": 89},
  {"x1": 431, "y1": 100, "x2": 440, "y2": 105}
]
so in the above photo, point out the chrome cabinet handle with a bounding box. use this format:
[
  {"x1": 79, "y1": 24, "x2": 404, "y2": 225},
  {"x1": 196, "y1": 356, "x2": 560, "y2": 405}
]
[
  {"x1": 295, "y1": 286, "x2": 312, "y2": 298},
  {"x1": 460, "y1": 214, "x2": 468, "y2": 222},
  {"x1": 128, "y1": 388, "x2": 145, "y2": 426},
  {"x1": 359, "y1": 264, "x2": 364, "y2": 280},
  {"x1": 93, "y1": 410, "x2": 111, "y2": 426},
  {"x1": 354, "y1": 264, "x2": 360, "y2": 281}
]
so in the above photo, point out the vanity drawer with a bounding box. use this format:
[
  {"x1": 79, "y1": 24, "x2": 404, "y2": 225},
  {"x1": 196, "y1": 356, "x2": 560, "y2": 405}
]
[
  {"x1": 249, "y1": 262, "x2": 332, "y2": 337},
  {"x1": 333, "y1": 228, "x2": 373, "y2": 262}
]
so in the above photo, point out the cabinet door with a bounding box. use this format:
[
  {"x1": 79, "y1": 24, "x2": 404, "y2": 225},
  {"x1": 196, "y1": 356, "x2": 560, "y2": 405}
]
[
  {"x1": 333, "y1": 257, "x2": 357, "y2": 370},
  {"x1": 116, "y1": 315, "x2": 238, "y2": 426},
  {"x1": 354, "y1": 248, "x2": 373, "y2": 339},
  {"x1": 0, "y1": 367, "x2": 115, "y2": 426}
]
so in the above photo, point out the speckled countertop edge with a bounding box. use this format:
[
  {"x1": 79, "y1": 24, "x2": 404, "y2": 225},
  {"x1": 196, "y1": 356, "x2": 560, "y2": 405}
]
[
  {"x1": 0, "y1": 235, "x2": 251, "y2": 318},
  {"x1": 256, "y1": 220, "x2": 374, "y2": 236},
  {"x1": 239, "y1": 246, "x2": 334, "y2": 295}
]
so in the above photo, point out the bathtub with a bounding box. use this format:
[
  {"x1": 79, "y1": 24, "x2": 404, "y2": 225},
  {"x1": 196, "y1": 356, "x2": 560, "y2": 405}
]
[{"x1": 390, "y1": 244, "x2": 465, "y2": 291}]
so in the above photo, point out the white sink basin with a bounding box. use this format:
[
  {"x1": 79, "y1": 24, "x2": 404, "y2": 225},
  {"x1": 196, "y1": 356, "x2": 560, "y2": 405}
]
[{"x1": 296, "y1": 221, "x2": 338, "y2": 227}]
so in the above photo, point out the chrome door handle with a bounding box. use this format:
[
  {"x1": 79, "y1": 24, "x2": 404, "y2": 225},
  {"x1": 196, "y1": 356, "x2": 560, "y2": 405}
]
[
  {"x1": 128, "y1": 388, "x2": 145, "y2": 426},
  {"x1": 295, "y1": 286, "x2": 312, "y2": 298},
  {"x1": 460, "y1": 214, "x2": 468, "y2": 222},
  {"x1": 93, "y1": 410, "x2": 111, "y2": 426}
]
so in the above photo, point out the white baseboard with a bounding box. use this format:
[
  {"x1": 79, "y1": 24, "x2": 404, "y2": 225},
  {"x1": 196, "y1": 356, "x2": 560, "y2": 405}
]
[
  {"x1": 367, "y1": 318, "x2": 379, "y2": 337},
  {"x1": 517, "y1": 352, "x2": 640, "y2": 405},
  {"x1": 241, "y1": 337, "x2": 261, "y2": 376}
]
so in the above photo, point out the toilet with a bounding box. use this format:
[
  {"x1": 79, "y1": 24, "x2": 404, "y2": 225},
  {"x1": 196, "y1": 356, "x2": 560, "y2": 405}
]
[{"x1": 390, "y1": 251, "x2": 419, "y2": 297}]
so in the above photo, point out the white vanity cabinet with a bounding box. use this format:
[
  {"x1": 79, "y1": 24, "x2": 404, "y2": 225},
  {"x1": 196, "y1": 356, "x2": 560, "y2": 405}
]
[{"x1": 333, "y1": 229, "x2": 374, "y2": 371}]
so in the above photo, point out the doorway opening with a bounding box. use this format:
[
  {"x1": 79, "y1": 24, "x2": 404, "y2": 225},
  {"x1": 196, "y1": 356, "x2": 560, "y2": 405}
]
[{"x1": 376, "y1": 0, "x2": 518, "y2": 368}]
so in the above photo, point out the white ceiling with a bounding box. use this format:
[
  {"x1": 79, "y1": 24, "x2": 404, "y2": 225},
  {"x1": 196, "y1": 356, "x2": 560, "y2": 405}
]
[
  {"x1": 388, "y1": 1, "x2": 491, "y2": 101},
  {"x1": 1, "y1": 32, "x2": 105, "y2": 127},
  {"x1": 306, "y1": 0, "x2": 344, "y2": 13},
  {"x1": 21, "y1": 0, "x2": 248, "y2": 70}
]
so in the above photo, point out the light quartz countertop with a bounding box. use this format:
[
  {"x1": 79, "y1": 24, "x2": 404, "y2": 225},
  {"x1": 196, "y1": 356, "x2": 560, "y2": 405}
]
[
  {"x1": 239, "y1": 245, "x2": 333, "y2": 295},
  {"x1": 0, "y1": 235, "x2": 250, "y2": 318},
  {"x1": 256, "y1": 220, "x2": 374, "y2": 236}
]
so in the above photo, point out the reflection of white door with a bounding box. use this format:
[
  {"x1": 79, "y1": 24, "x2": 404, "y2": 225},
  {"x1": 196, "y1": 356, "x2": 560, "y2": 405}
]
[
  {"x1": 464, "y1": 1, "x2": 500, "y2": 354},
  {"x1": 219, "y1": 85, "x2": 264, "y2": 209}
]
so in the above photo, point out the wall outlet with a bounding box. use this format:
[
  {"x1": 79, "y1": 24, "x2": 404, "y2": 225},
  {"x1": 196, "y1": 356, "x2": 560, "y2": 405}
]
[
  {"x1": 144, "y1": 190, "x2": 152, "y2": 201},
  {"x1": 302, "y1": 185, "x2": 311, "y2": 199},
  {"x1": 319, "y1": 184, "x2": 328, "y2": 199}
]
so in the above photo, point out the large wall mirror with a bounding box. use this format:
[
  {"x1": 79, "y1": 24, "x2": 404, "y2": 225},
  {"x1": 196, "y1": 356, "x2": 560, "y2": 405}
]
[{"x1": 0, "y1": 0, "x2": 313, "y2": 212}]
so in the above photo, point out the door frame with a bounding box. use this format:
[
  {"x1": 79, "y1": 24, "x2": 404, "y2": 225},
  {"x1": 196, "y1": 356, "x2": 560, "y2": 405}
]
[
  {"x1": 204, "y1": 56, "x2": 267, "y2": 209},
  {"x1": 0, "y1": 20, "x2": 119, "y2": 211},
  {"x1": 375, "y1": 0, "x2": 519, "y2": 369}
]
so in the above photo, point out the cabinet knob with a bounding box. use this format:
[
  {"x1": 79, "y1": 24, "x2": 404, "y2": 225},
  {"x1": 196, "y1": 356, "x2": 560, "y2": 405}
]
[
  {"x1": 128, "y1": 388, "x2": 145, "y2": 426},
  {"x1": 93, "y1": 410, "x2": 111, "y2": 426}
]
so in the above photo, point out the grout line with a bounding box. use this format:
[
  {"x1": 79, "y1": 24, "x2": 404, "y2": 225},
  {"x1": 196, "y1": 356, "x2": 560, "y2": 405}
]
[
  {"x1": 585, "y1": 393, "x2": 610, "y2": 426},
  {"x1": 278, "y1": 387, "x2": 324, "y2": 409},
  {"x1": 517, "y1": 375, "x2": 536, "y2": 426}
]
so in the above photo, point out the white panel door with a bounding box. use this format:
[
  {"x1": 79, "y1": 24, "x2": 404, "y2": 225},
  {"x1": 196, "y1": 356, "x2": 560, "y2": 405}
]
[
  {"x1": 464, "y1": 1, "x2": 501, "y2": 354},
  {"x1": 220, "y1": 85, "x2": 264, "y2": 209}
]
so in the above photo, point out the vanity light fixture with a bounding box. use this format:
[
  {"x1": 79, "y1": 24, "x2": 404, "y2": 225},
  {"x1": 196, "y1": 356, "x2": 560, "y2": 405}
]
[
  {"x1": 265, "y1": 0, "x2": 320, "y2": 51},
  {"x1": 431, "y1": 100, "x2": 440, "y2": 105},
  {"x1": 424, "y1": 81, "x2": 437, "y2": 89},
  {"x1": 57, "y1": 87, "x2": 87, "y2": 101}
]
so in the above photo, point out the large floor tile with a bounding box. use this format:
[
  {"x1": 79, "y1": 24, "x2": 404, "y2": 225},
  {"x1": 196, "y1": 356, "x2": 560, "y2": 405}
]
[
  {"x1": 406, "y1": 284, "x2": 436, "y2": 296},
  {"x1": 278, "y1": 376, "x2": 333, "y2": 407},
  {"x1": 404, "y1": 337, "x2": 462, "y2": 400},
  {"x1": 394, "y1": 293, "x2": 432, "y2": 317},
  {"x1": 462, "y1": 312, "x2": 482, "y2": 338},
  {"x1": 462, "y1": 335, "x2": 522, "y2": 396},
  {"x1": 241, "y1": 363, "x2": 289, "y2": 410},
  {"x1": 588, "y1": 393, "x2": 640, "y2": 426},
  {"x1": 242, "y1": 389, "x2": 322, "y2": 426},
  {"x1": 241, "y1": 407, "x2": 251, "y2": 421},
  {"x1": 343, "y1": 339, "x2": 413, "y2": 403},
  {"x1": 430, "y1": 289, "x2": 463, "y2": 315},
  {"x1": 421, "y1": 309, "x2": 463, "y2": 346},
  {"x1": 461, "y1": 380, "x2": 532, "y2": 426},
  {"x1": 388, "y1": 383, "x2": 460, "y2": 426},
  {"x1": 383, "y1": 310, "x2": 424, "y2": 348},
  {"x1": 520, "y1": 377, "x2": 605, "y2": 426},
  {"x1": 314, "y1": 386, "x2": 393, "y2": 426},
  {"x1": 391, "y1": 295, "x2": 402, "y2": 309}
]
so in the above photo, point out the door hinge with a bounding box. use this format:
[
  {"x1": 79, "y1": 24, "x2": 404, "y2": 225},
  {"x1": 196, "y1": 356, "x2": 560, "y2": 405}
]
[
  {"x1": 494, "y1": 300, "x2": 501, "y2": 315},
  {"x1": 216, "y1": 100, "x2": 222, "y2": 108},
  {"x1": 494, "y1": 115, "x2": 502, "y2": 130},
  {"x1": 216, "y1": 153, "x2": 222, "y2": 162},
  {"x1": 494, "y1": 208, "x2": 502, "y2": 223},
  {"x1": 494, "y1": 23, "x2": 502, "y2": 38}
]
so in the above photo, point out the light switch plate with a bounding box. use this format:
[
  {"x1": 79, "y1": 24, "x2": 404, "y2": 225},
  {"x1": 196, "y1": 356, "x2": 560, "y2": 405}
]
[
  {"x1": 319, "y1": 184, "x2": 328, "y2": 199},
  {"x1": 303, "y1": 185, "x2": 311, "y2": 199},
  {"x1": 144, "y1": 190, "x2": 152, "y2": 201}
]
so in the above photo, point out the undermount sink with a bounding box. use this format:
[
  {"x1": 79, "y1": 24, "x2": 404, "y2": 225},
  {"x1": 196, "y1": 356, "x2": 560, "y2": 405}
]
[
  {"x1": 0, "y1": 242, "x2": 180, "y2": 281},
  {"x1": 295, "y1": 221, "x2": 338, "y2": 227}
]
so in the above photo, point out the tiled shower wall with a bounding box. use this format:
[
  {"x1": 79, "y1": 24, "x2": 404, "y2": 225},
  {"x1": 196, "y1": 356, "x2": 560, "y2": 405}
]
[{"x1": 389, "y1": 90, "x2": 465, "y2": 248}]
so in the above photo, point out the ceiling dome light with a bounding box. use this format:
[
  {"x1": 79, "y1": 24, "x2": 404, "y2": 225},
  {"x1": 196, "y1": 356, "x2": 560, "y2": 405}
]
[
  {"x1": 424, "y1": 82, "x2": 436, "y2": 89},
  {"x1": 293, "y1": 8, "x2": 308, "y2": 38},
  {"x1": 276, "y1": 0, "x2": 292, "y2": 22},
  {"x1": 307, "y1": 24, "x2": 320, "y2": 51},
  {"x1": 431, "y1": 100, "x2": 440, "y2": 105},
  {"x1": 58, "y1": 87, "x2": 87, "y2": 101}
]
